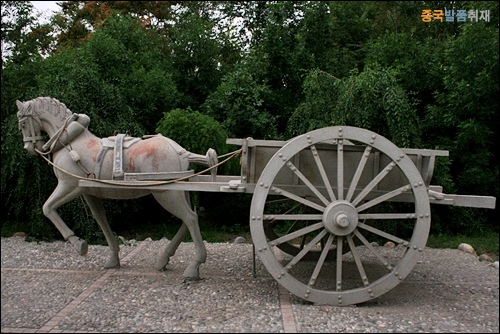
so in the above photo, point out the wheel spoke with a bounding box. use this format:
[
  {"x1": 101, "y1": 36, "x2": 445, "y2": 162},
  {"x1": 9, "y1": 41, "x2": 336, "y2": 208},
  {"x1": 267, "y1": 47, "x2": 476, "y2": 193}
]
[
  {"x1": 346, "y1": 234, "x2": 370, "y2": 287},
  {"x1": 356, "y1": 184, "x2": 411, "y2": 212},
  {"x1": 271, "y1": 186, "x2": 325, "y2": 212},
  {"x1": 286, "y1": 161, "x2": 330, "y2": 206},
  {"x1": 336, "y1": 236, "x2": 343, "y2": 291},
  {"x1": 357, "y1": 222, "x2": 407, "y2": 245},
  {"x1": 311, "y1": 145, "x2": 336, "y2": 202},
  {"x1": 351, "y1": 161, "x2": 397, "y2": 207},
  {"x1": 285, "y1": 229, "x2": 328, "y2": 269},
  {"x1": 268, "y1": 222, "x2": 324, "y2": 247},
  {"x1": 267, "y1": 202, "x2": 303, "y2": 226},
  {"x1": 284, "y1": 220, "x2": 300, "y2": 235},
  {"x1": 337, "y1": 140, "x2": 344, "y2": 200},
  {"x1": 264, "y1": 214, "x2": 323, "y2": 220},
  {"x1": 358, "y1": 213, "x2": 417, "y2": 220},
  {"x1": 353, "y1": 229, "x2": 393, "y2": 270},
  {"x1": 308, "y1": 234, "x2": 334, "y2": 287},
  {"x1": 346, "y1": 146, "x2": 372, "y2": 202},
  {"x1": 299, "y1": 232, "x2": 307, "y2": 250}
]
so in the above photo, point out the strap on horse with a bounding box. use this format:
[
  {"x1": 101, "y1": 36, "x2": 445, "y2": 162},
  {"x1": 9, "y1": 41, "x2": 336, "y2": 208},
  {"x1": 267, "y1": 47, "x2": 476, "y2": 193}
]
[
  {"x1": 93, "y1": 134, "x2": 140, "y2": 180},
  {"x1": 113, "y1": 133, "x2": 126, "y2": 179}
]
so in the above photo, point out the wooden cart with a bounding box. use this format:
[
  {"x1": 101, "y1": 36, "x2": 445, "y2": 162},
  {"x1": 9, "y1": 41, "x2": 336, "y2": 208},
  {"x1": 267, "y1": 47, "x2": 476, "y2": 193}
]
[{"x1": 80, "y1": 126, "x2": 496, "y2": 305}]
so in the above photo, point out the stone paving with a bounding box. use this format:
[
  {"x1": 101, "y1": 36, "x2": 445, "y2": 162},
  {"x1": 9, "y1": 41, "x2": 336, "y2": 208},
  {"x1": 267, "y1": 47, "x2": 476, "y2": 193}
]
[{"x1": 1, "y1": 237, "x2": 498, "y2": 333}]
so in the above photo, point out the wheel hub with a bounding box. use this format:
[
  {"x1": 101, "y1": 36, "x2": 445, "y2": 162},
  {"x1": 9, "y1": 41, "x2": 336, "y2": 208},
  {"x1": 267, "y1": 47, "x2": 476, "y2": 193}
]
[{"x1": 323, "y1": 201, "x2": 358, "y2": 236}]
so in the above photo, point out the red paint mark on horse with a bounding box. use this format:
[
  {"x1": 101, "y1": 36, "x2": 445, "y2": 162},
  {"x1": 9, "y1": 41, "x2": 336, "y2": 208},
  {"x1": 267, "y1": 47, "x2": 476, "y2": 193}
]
[
  {"x1": 85, "y1": 138, "x2": 101, "y2": 162},
  {"x1": 128, "y1": 137, "x2": 167, "y2": 171},
  {"x1": 128, "y1": 160, "x2": 136, "y2": 172},
  {"x1": 86, "y1": 138, "x2": 99, "y2": 149}
]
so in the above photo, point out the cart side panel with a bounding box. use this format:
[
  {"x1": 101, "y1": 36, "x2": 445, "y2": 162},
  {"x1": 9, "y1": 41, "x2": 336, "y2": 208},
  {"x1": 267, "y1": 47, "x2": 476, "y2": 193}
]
[{"x1": 243, "y1": 141, "x2": 443, "y2": 201}]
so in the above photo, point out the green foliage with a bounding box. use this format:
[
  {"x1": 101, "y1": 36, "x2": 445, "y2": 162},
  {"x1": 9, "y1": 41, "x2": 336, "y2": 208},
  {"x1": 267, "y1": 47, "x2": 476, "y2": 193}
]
[
  {"x1": 1, "y1": 1, "x2": 498, "y2": 241},
  {"x1": 167, "y1": 3, "x2": 241, "y2": 110},
  {"x1": 156, "y1": 107, "x2": 228, "y2": 159},
  {"x1": 289, "y1": 65, "x2": 420, "y2": 148},
  {"x1": 36, "y1": 14, "x2": 178, "y2": 136},
  {"x1": 427, "y1": 232, "x2": 499, "y2": 258},
  {"x1": 425, "y1": 21, "x2": 499, "y2": 230},
  {"x1": 202, "y1": 67, "x2": 278, "y2": 140}
]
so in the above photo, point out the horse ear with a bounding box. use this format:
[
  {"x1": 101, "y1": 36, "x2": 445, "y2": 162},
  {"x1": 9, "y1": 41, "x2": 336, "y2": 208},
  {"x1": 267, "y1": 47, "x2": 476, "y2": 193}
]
[{"x1": 16, "y1": 100, "x2": 24, "y2": 110}]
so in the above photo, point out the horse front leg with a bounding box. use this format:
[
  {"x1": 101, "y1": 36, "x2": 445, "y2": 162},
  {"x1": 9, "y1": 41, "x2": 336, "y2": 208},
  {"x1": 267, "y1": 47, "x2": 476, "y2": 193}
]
[
  {"x1": 83, "y1": 194, "x2": 120, "y2": 269},
  {"x1": 43, "y1": 182, "x2": 88, "y2": 255}
]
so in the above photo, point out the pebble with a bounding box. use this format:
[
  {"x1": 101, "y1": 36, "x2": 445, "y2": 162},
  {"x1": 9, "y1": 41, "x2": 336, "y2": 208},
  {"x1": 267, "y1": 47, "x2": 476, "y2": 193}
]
[
  {"x1": 234, "y1": 236, "x2": 246, "y2": 244},
  {"x1": 479, "y1": 254, "x2": 493, "y2": 262},
  {"x1": 458, "y1": 243, "x2": 476, "y2": 255}
]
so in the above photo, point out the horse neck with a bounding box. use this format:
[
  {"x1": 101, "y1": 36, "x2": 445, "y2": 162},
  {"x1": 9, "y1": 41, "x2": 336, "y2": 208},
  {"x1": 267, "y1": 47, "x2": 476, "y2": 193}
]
[{"x1": 39, "y1": 112, "x2": 69, "y2": 138}]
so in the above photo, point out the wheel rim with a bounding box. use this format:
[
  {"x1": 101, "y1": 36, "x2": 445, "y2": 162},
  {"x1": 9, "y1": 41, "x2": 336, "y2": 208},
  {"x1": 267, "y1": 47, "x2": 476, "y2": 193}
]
[{"x1": 250, "y1": 126, "x2": 430, "y2": 305}]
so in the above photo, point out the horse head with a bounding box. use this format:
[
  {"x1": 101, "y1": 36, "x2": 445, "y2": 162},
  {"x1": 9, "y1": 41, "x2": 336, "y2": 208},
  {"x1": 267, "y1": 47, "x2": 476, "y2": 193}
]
[
  {"x1": 16, "y1": 100, "x2": 46, "y2": 155},
  {"x1": 16, "y1": 97, "x2": 74, "y2": 155}
]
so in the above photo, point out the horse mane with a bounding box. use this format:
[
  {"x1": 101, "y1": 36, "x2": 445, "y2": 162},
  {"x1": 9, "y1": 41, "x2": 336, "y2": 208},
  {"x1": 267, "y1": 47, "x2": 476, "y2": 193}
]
[{"x1": 19, "y1": 97, "x2": 73, "y2": 121}]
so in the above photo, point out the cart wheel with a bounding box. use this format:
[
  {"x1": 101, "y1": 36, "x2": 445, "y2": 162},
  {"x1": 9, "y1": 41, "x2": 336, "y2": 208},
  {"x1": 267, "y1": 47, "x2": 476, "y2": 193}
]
[{"x1": 250, "y1": 126, "x2": 430, "y2": 305}]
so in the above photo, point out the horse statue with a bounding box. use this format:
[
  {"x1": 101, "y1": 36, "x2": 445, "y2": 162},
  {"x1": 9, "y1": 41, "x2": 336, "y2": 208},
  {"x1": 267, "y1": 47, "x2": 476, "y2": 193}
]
[{"x1": 16, "y1": 96, "x2": 218, "y2": 279}]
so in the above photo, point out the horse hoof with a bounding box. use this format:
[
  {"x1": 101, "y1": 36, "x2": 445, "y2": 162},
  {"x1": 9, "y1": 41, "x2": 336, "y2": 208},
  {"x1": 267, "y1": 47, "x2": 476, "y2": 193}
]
[
  {"x1": 154, "y1": 257, "x2": 170, "y2": 271},
  {"x1": 104, "y1": 261, "x2": 120, "y2": 269},
  {"x1": 182, "y1": 261, "x2": 201, "y2": 279},
  {"x1": 104, "y1": 252, "x2": 120, "y2": 269},
  {"x1": 73, "y1": 238, "x2": 88, "y2": 256}
]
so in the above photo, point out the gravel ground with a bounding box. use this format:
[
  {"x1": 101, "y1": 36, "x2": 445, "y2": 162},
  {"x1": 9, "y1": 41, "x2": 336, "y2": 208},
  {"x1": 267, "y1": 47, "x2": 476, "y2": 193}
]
[{"x1": 1, "y1": 236, "x2": 498, "y2": 333}]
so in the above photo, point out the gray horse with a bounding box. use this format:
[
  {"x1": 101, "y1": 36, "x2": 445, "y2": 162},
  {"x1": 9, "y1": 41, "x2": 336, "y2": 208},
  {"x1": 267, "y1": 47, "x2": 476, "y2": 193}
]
[{"x1": 16, "y1": 96, "x2": 214, "y2": 278}]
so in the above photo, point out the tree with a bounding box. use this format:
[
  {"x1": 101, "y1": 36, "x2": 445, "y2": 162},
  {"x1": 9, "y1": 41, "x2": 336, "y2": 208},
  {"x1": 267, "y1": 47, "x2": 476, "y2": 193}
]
[
  {"x1": 289, "y1": 65, "x2": 420, "y2": 148},
  {"x1": 156, "y1": 107, "x2": 228, "y2": 161},
  {"x1": 202, "y1": 65, "x2": 277, "y2": 140},
  {"x1": 427, "y1": 22, "x2": 499, "y2": 199}
]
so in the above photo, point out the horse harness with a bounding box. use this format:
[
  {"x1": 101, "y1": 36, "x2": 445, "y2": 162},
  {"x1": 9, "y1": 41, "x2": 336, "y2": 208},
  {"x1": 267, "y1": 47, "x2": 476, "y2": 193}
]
[
  {"x1": 94, "y1": 134, "x2": 141, "y2": 180},
  {"x1": 20, "y1": 112, "x2": 215, "y2": 181},
  {"x1": 19, "y1": 112, "x2": 143, "y2": 180}
]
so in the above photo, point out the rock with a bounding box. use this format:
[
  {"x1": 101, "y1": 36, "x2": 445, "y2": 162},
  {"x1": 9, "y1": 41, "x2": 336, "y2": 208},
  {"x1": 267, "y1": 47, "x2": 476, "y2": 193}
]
[
  {"x1": 144, "y1": 237, "x2": 152, "y2": 242},
  {"x1": 384, "y1": 241, "x2": 395, "y2": 248},
  {"x1": 493, "y1": 261, "x2": 499, "y2": 269},
  {"x1": 12, "y1": 232, "x2": 27, "y2": 237},
  {"x1": 457, "y1": 243, "x2": 476, "y2": 255},
  {"x1": 234, "y1": 236, "x2": 246, "y2": 244},
  {"x1": 478, "y1": 254, "x2": 493, "y2": 262},
  {"x1": 370, "y1": 241, "x2": 379, "y2": 247}
]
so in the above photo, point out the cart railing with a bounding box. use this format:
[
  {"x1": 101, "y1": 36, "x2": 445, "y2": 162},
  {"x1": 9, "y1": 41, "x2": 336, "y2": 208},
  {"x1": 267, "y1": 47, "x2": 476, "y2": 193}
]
[{"x1": 79, "y1": 137, "x2": 495, "y2": 209}]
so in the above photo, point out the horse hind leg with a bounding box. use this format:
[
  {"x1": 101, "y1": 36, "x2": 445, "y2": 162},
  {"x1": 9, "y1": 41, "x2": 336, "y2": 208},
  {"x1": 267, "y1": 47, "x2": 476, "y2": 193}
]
[
  {"x1": 154, "y1": 223, "x2": 188, "y2": 271},
  {"x1": 153, "y1": 191, "x2": 206, "y2": 279},
  {"x1": 43, "y1": 181, "x2": 88, "y2": 255},
  {"x1": 83, "y1": 194, "x2": 120, "y2": 269}
]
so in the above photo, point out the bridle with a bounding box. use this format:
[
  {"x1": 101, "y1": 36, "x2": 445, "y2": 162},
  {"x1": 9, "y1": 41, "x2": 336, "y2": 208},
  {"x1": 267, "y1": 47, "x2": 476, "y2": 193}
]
[
  {"x1": 18, "y1": 112, "x2": 79, "y2": 154},
  {"x1": 18, "y1": 114, "x2": 45, "y2": 147}
]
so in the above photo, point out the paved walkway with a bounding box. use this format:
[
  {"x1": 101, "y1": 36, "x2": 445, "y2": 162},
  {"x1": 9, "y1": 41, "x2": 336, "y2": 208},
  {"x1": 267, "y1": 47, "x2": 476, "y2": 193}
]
[{"x1": 1, "y1": 238, "x2": 498, "y2": 333}]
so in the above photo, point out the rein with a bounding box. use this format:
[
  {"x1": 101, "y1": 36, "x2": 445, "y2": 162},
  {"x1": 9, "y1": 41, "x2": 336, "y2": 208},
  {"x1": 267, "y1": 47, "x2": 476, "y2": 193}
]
[
  {"x1": 34, "y1": 146, "x2": 243, "y2": 187},
  {"x1": 41, "y1": 114, "x2": 79, "y2": 154}
]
